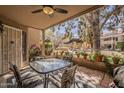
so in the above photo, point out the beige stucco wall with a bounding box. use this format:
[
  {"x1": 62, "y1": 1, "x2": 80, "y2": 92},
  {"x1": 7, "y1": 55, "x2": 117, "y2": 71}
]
[
  {"x1": 28, "y1": 28, "x2": 42, "y2": 48},
  {"x1": 27, "y1": 28, "x2": 43, "y2": 59},
  {"x1": 0, "y1": 32, "x2": 2, "y2": 74}
]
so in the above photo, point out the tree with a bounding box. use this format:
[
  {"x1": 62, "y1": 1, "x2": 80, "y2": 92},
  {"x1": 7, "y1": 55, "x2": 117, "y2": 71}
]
[
  {"x1": 100, "y1": 5, "x2": 124, "y2": 50},
  {"x1": 116, "y1": 42, "x2": 124, "y2": 51},
  {"x1": 83, "y1": 9, "x2": 100, "y2": 50},
  {"x1": 99, "y1": 5, "x2": 123, "y2": 31},
  {"x1": 83, "y1": 5, "x2": 123, "y2": 50},
  {"x1": 78, "y1": 15, "x2": 93, "y2": 48},
  {"x1": 45, "y1": 5, "x2": 124, "y2": 51}
]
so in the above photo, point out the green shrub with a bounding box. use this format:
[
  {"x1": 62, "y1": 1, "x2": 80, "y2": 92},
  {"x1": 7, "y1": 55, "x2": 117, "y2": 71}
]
[
  {"x1": 88, "y1": 54, "x2": 95, "y2": 62},
  {"x1": 80, "y1": 51, "x2": 84, "y2": 55},
  {"x1": 112, "y1": 53, "x2": 121, "y2": 64},
  {"x1": 116, "y1": 42, "x2": 124, "y2": 51},
  {"x1": 103, "y1": 56, "x2": 113, "y2": 64}
]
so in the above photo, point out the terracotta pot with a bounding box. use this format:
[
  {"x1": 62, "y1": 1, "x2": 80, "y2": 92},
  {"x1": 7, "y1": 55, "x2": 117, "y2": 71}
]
[
  {"x1": 95, "y1": 55, "x2": 103, "y2": 62},
  {"x1": 83, "y1": 55, "x2": 87, "y2": 60}
]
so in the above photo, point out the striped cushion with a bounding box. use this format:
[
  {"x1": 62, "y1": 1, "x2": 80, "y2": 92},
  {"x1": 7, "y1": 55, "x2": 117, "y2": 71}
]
[
  {"x1": 21, "y1": 71, "x2": 38, "y2": 80},
  {"x1": 49, "y1": 71, "x2": 63, "y2": 87},
  {"x1": 22, "y1": 75, "x2": 43, "y2": 88},
  {"x1": 113, "y1": 66, "x2": 124, "y2": 87},
  {"x1": 21, "y1": 68, "x2": 43, "y2": 88}
]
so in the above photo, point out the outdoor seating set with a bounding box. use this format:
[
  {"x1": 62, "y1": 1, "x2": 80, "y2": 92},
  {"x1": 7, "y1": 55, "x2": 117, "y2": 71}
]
[{"x1": 9, "y1": 59, "x2": 77, "y2": 88}]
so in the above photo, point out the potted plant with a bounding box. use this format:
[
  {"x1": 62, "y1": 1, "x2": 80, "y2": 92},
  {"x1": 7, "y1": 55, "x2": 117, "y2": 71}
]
[
  {"x1": 88, "y1": 54, "x2": 95, "y2": 62},
  {"x1": 94, "y1": 51, "x2": 103, "y2": 62},
  {"x1": 112, "y1": 54, "x2": 121, "y2": 64},
  {"x1": 79, "y1": 51, "x2": 84, "y2": 58},
  {"x1": 83, "y1": 52, "x2": 88, "y2": 60},
  {"x1": 103, "y1": 55, "x2": 113, "y2": 76},
  {"x1": 73, "y1": 53, "x2": 78, "y2": 58},
  {"x1": 103, "y1": 55, "x2": 112, "y2": 64},
  {"x1": 29, "y1": 44, "x2": 41, "y2": 61},
  {"x1": 63, "y1": 51, "x2": 68, "y2": 58},
  {"x1": 44, "y1": 39, "x2": 53, "y2": 55},
  {"x1": 76, "y1": 52, "x2": 80, "y2": 58}
]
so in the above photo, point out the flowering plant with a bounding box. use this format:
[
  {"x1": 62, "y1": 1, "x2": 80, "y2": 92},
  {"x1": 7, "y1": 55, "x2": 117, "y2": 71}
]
[{"x1": 29, "y1": 44, "x2": 41, "y2": 59}]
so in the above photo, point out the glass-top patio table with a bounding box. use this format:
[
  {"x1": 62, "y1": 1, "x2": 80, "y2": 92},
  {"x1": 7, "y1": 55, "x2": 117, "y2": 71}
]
[{"x1": 29, "y1": 58, "x2": 72, "y2": 88}]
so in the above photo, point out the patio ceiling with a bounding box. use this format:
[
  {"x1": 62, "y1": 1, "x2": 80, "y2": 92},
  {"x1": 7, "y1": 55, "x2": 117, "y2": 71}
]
[{"x1": 0, "y1": 5, "x2": 101, "y2": 30}]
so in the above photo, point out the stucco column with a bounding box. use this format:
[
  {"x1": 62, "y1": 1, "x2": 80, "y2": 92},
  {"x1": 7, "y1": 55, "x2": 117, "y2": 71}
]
[
  {"x1": 0, "y1": 33, "x2": 2, "y2": 74},
  {"x1": 0, "y1": 24, "x2": 2, "y2": 74},
  {"x1": 41, "y1": 30, "x2": 45, "y2": 57}
]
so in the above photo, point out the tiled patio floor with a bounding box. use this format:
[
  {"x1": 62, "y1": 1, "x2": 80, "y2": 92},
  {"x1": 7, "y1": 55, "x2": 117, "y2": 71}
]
[{"x1": 0, "y1": 66, "x2": 113, "y2": 88}]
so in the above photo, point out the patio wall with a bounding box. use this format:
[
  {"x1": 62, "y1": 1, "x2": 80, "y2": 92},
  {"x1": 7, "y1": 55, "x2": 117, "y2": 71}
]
[{"x1": 27, "y1": 28, "x2": 42, "y2": 48}]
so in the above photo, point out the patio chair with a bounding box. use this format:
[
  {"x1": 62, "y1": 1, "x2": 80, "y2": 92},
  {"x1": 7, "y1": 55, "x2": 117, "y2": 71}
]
[
  {"x1": 49, "y1": 65, "x2": 77, "y2": 88},
  {"x1": 9, "y1": 62, "x2": 43, "y2": 88}
]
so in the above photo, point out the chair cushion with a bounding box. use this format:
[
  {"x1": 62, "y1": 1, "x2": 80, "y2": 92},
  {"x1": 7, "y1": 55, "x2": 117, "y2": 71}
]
[
  {"x1": 49, "y1": 65, "x2": 77, "y2": 88},
  {"x1": 20, "y1": 67, "x2": 43, "y2": 88},
  {"x1": 22, "y1": 75, "x2": 43, "y2": 88},
  {"x1": 49, "y1": 71, "x2": 63, "y2": 87},
  {"x1": 21, "y1": 71, "x2": 38, "y2": 80},
  {"x1": 11, "y1": 64, "x2": 43, "y2": 88},
  {"x1": 113, "y1": 66, "x2": 124, "y2": 87},
  {"x1": 49, "y1": 75, "x2": 61, "y2": 87}
]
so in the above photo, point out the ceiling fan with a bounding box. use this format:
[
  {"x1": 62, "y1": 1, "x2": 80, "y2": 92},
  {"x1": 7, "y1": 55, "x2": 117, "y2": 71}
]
[{"x1": 32, "y1": 5, "x2": 68, "y2": 15}]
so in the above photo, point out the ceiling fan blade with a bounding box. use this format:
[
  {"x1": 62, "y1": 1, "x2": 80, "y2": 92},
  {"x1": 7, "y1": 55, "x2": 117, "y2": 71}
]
[
  {"x1": 55, "y1": 8, "x2": 68, "y2": 14},
  {"x1": 32, "y1": 9, "x2": 42, "y2": 13}
]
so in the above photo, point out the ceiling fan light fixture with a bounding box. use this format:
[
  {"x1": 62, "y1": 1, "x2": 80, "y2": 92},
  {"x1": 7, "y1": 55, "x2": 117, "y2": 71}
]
[{"x1": 43, "y1": 6, "x2": 54, "y2": 15}]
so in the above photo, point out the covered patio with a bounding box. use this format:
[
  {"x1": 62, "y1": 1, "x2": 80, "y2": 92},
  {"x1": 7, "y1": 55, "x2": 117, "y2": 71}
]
[{"x1": 0, "y1": 5, "x2": 124, "y2": 88}]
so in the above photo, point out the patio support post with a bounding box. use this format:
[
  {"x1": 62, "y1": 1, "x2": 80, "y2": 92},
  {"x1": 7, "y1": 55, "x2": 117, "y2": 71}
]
[
  {"x1": 0, "y1": 22, "x2": 2, "y2": 74},
  {"x1": 41, "y1": 29, "x2": 45, "y2": 57}
]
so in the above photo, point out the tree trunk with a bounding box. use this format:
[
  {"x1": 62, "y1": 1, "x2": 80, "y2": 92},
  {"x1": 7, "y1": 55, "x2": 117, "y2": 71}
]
[
  {"x1": 92, "y1": 10, "x2": 100, "y2": 50},
  {"x1": 92, "y1": 25, "x2": 100, "y2": 50}
]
